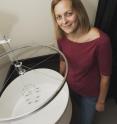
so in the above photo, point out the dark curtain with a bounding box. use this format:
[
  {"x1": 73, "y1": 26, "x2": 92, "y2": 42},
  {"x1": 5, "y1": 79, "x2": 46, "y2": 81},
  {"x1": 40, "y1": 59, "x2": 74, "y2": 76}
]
[{"x1": 95, "y1": 0, "x2": 117, "y2": 102}]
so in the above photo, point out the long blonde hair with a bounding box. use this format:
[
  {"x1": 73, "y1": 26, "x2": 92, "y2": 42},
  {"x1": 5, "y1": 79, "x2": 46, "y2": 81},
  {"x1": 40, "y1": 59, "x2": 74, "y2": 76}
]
[{"x1": 51, "y1": 0, "x2": 91, "y2": 39}]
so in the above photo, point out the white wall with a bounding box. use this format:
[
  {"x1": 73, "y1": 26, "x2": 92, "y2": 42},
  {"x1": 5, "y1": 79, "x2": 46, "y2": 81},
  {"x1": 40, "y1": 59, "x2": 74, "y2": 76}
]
[{"x1": 0, "y1": 0, "x2": 99, "y2": 49}]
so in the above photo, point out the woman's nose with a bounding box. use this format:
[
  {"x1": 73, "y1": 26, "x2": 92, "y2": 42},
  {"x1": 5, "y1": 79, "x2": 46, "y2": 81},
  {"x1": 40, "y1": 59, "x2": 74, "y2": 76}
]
[{"x1": 62, "y1": 16, "x2": 68, "y2": 24}]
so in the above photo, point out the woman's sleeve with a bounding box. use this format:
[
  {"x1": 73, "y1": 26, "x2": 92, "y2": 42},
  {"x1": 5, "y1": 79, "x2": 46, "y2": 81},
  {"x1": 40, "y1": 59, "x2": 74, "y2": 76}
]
[{"x1": 97, "y1": 35, "x2": 112, "y2": 76}]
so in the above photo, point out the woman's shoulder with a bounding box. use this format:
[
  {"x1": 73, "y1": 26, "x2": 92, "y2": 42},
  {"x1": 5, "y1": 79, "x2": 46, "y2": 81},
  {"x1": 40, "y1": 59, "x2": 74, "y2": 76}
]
[
  {"x1": 88, "y1": 27, "x2": 100, "y2": 40},
  {"x1": 89, "y1": 27, "x2": 111, "y2": 44}
]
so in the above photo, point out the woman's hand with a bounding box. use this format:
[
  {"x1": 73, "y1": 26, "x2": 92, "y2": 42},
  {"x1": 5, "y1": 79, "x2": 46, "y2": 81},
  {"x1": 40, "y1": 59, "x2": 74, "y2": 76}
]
[
  {"x1": 96, "y1": 75, "x2": 110, "y2": 112},
  {"x1": 96, "y1": 101, "x2": 105, "y2": 112}
]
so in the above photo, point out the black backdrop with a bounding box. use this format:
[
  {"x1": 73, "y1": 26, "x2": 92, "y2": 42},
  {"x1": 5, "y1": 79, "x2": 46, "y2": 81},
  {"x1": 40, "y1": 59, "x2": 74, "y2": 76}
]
[{"x1": 95, "y1": 0, "x2": 117, "y2": 102}]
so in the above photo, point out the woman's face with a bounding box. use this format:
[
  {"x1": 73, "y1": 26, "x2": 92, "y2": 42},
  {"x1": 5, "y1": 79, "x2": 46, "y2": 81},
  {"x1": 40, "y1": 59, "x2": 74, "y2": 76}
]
[{"x1": 54, "y1": 0, "x2": 79, "y2": 34}]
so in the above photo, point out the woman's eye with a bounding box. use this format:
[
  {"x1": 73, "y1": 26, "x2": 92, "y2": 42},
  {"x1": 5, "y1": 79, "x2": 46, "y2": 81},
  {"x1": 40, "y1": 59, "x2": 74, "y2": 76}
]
[
  {"x1": 66, "y1": 12, "x2": 72, "y2": 17},
  {"x1": 56, "y1": 15, "x2": 62, "y2": 20}
]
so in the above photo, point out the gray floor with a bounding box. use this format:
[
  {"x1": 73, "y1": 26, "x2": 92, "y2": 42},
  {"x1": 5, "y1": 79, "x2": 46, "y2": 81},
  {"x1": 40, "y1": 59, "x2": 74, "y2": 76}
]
[
  {"x1": 70, "y1": 98, "x2": 117, "y2": 124},
  {"x1": 94, "y1": 98, "x2": 117, "y2": 124}
]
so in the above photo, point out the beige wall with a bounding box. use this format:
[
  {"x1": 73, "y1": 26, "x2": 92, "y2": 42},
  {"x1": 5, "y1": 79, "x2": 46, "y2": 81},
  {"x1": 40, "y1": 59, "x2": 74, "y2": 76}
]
[
  {"x1": 81, "y1": 0, "x2": 99, "y2": 26},
  {"x1": 0, "y1": 45, "x2": 11, "y2": 90},
  {"x1": 0, "y1": 0, "x2": 55, "y2": 49}
]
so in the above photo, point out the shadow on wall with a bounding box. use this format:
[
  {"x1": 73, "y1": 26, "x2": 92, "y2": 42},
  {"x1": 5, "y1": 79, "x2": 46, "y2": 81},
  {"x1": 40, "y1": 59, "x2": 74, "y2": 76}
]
[
  {"x1": 0, "y1": 11, "x2": 18, "y2": 91},
  {"x1": 0, "y1": 10, "x2": 18, "y2": 36}
]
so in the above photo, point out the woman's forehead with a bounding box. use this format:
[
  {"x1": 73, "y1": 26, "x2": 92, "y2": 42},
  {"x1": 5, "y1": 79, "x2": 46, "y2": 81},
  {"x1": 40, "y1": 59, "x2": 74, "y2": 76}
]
[{"x1": 54, "y1": 0, "x2": 72, "y2": 15}]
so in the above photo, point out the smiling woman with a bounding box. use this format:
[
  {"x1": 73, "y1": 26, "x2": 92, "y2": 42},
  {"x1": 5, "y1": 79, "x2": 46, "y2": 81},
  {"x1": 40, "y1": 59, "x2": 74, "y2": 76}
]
[
  {"x1": 51, "y1": 0, "x2": 90, "y2": 39},
  {"x1": 51, "y1": 0, "x2": 112, "y2": 124},
  {"x1": 54, "y1": 0, "x2": 79, "y2": 35}
]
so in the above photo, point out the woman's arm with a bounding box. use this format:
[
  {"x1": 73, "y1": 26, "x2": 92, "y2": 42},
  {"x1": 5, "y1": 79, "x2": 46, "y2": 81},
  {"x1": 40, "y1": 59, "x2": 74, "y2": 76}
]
[
  {"x1": 96, "y1": 75, "x2": 110, "y2": 112},
  {"x1": 59, "y1": 56, "x2": 66, "y2": 75}
]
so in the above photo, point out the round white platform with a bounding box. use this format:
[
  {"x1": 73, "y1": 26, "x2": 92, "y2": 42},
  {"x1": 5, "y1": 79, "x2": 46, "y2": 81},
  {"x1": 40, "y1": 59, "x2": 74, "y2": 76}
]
[{"x1": 0, "y1": 68, "x2": 72, "y2": 124}]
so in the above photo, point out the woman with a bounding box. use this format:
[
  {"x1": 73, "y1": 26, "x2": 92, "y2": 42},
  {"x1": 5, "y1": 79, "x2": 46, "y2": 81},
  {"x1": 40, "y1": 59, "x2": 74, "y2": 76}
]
[{"x1": 51, "y1": 0, "x2": 112, "y2": 124}]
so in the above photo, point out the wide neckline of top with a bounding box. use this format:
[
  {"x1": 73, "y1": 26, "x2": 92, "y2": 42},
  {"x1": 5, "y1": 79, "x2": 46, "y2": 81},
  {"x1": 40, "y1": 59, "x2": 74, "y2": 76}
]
[{"x1": 64, "y1": 30, "x2": 102, "y2": 45}]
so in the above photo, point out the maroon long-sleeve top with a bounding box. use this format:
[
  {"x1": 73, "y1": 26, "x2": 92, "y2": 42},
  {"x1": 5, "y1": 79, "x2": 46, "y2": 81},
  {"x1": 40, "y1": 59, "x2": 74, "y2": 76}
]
[{"x1": 57, "y1": 31, "x2": 112, "y2": 96}]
